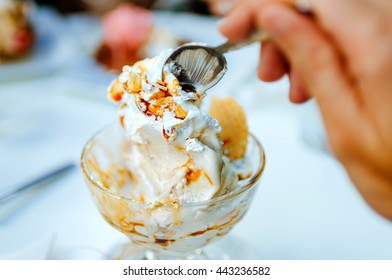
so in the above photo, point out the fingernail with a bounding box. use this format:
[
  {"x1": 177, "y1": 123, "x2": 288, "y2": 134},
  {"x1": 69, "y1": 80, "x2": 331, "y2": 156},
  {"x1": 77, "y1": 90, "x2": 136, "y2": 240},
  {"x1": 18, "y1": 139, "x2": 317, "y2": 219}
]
[
  {"x1": 217, "y1": 1, "x2": 234, "y2": 16},
  {"x1": 260, "y1": 5, "x2": 291, "y2": 36}
]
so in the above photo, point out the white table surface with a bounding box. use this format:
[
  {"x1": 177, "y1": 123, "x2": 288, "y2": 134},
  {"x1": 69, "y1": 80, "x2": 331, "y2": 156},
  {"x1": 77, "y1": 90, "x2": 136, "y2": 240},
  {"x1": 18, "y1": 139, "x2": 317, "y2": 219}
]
[{"x1": 0, "y1": 8, "x2": 391, "y2": 260}]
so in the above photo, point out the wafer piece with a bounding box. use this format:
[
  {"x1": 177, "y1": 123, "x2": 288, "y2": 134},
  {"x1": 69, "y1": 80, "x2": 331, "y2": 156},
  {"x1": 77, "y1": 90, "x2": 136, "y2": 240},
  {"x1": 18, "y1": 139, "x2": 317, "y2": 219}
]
[{"x1": 209, "y1": 97, "x2": 248, "y2": 160}]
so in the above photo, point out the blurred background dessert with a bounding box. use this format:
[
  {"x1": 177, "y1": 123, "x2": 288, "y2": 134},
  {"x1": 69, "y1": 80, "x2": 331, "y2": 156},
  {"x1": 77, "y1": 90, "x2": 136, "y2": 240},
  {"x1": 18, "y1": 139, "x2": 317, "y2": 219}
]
[
  {"x1": 33, "y1": 0, "x2": 212, "y2": 15},
  {"x1": 95, "y1": 3, "x2": 178, "y2": 73},
  {"x1": 0, "y1": 0, "x2": 35, "y2": 63},
  {"x1": 32, "y1": 1, "x2": 212, "y2": 73}
]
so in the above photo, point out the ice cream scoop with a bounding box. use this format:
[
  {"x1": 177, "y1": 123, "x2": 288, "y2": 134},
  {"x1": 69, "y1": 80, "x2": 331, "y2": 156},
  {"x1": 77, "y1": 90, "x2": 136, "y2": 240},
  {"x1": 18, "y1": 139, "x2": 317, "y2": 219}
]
[
  {"x1": 162, "y1": 31, "x2": 268, "y2": 91},
  {"x1": 108, "y1": 50, "x2": 239, "y2": 205}
]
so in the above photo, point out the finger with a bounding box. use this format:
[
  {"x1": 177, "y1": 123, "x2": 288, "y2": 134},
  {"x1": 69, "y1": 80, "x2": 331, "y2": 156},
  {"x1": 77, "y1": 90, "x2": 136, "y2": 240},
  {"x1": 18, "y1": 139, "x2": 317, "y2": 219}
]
[
  {"x1": 219, "y1": 0, "x2": 293, "y2": 41},
  {"x1": 219, "y1": 1, "x2": 255, "y2": 41},
  {"x1": 207, "y1": 0, "x2": 235, "y2": 16},
  {"x1": 258, "y1": 41, "x2": 288, "y2": 81},
  {"x1": 288, "y1": 69, "x2": 310, "y2": 103},
  {"x1": 259, "y1": 3, "x2": 357, "y2": 113},
  {"x1": 307, "y1": 0, "x2": 392, "y2": 71},
  {"x1": 258, "y1": 2, "x2": 364, "y2": 155},
  {"x1": 310, "y1": 0, "x2": 386, "y2": 43}
]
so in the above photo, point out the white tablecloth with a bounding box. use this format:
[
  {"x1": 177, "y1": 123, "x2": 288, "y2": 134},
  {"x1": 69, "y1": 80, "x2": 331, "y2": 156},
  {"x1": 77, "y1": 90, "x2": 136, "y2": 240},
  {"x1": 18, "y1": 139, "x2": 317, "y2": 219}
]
[{"x1": 1, "y1": 8, "x2": 391, "y2": 260}]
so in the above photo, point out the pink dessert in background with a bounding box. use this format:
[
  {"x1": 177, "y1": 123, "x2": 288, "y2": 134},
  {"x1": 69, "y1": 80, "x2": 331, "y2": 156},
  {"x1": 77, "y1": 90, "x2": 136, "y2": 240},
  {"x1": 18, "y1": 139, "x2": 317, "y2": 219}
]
[
  {"x1": 102, "y1": 3, "x2": 153, "y2": 52},
  {"x1": 96, "y1": 3, "x2": 179, "y2": 73},
  {"x1": 96, "y1": 3, "x2": 154, "y2": 72}
]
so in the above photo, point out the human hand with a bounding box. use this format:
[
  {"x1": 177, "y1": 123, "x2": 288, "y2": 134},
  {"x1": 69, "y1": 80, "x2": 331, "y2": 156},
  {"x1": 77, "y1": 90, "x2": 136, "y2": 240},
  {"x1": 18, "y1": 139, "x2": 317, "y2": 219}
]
[{"x1": 219, "y1": 0, "x2": 392, "y2": 219}]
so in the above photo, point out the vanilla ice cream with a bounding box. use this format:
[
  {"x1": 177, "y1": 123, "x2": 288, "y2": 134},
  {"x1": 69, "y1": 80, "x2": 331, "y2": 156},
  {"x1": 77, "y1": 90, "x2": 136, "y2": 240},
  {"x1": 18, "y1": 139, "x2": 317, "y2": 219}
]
[{"x1": 108, "y1": 50, "x2": 238, "y2": 206}]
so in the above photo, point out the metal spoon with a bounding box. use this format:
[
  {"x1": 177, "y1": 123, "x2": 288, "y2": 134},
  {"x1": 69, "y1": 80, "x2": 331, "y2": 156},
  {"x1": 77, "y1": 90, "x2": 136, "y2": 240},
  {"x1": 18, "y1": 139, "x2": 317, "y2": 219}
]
[
  {"x1": 0, "y1": 163, "x2": 76, "y2": 205},
  {"x1": 162, "y1": 31, "x2": 269, "y2": 91}
]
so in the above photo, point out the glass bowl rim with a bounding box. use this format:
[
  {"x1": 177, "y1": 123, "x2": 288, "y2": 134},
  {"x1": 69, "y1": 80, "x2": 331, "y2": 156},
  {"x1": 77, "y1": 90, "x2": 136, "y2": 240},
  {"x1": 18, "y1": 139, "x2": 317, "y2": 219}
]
[{"x1": 80, "y1": 123, "x2": 266, "y2": 208}]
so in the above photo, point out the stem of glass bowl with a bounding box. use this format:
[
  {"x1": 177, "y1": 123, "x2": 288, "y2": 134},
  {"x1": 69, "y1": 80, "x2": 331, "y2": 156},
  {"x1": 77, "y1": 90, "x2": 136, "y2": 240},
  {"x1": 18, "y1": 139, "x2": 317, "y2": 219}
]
[
  {"x1": 111, "y1": 243, "x2": 208, "y2": 260},
  {"x1": 145, "y1": 248, "x2": 208, "y2": 260}
]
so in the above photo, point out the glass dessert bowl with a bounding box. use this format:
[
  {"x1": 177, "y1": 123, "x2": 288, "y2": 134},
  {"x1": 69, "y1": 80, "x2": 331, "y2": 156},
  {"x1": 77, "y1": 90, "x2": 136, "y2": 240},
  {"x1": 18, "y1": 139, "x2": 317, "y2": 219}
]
[{"x1": 81, "y1": 123, "x2": 265, "y2": 260}]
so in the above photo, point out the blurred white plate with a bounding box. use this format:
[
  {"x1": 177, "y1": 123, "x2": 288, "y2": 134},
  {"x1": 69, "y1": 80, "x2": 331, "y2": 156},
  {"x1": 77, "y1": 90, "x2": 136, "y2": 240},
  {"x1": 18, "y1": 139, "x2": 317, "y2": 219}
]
[{"x1": 0, "y1": 7, "x2": 77, "y2": 83}]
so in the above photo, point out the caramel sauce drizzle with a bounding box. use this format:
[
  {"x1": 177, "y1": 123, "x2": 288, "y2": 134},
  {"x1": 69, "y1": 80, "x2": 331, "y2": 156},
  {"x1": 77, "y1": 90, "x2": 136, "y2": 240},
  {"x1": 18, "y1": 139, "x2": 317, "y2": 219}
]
[
  {"x1": 186, "y1": 168, "x2": 201, "y2": 185},
  {"x1": 202, "y1": 171, "x2": 214, "y2": 186},
  {"x1": 154, "y1": 238, "x2": 176, "y2": 247},
  {"x1": 188, "y1": 212, "x2": 239, "y2": 237}
]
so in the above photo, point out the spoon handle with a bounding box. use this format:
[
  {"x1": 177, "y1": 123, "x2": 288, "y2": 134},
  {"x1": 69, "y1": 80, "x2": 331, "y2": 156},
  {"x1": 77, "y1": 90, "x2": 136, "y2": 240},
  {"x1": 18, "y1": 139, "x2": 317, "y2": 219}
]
[
  {"x1": 215, "y1": 30, "x2": 269, "y2": 54},
  {"x1": 0, "y1": 163, "x2": 76, "y2": 205}
]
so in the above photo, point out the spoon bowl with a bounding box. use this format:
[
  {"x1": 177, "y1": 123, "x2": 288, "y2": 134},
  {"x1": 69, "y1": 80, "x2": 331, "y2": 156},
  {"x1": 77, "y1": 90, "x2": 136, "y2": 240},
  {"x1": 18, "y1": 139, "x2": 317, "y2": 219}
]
[{"x1": 163, "y1": 31, "x2": 268, "y2": 91}]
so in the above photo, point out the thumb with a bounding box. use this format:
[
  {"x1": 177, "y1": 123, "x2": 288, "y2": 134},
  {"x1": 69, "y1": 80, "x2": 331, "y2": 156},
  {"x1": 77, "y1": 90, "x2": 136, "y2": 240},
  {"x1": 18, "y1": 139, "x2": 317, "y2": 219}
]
[{"x1": 258, "y1": 3, "x2": 358, "y2": 123}]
